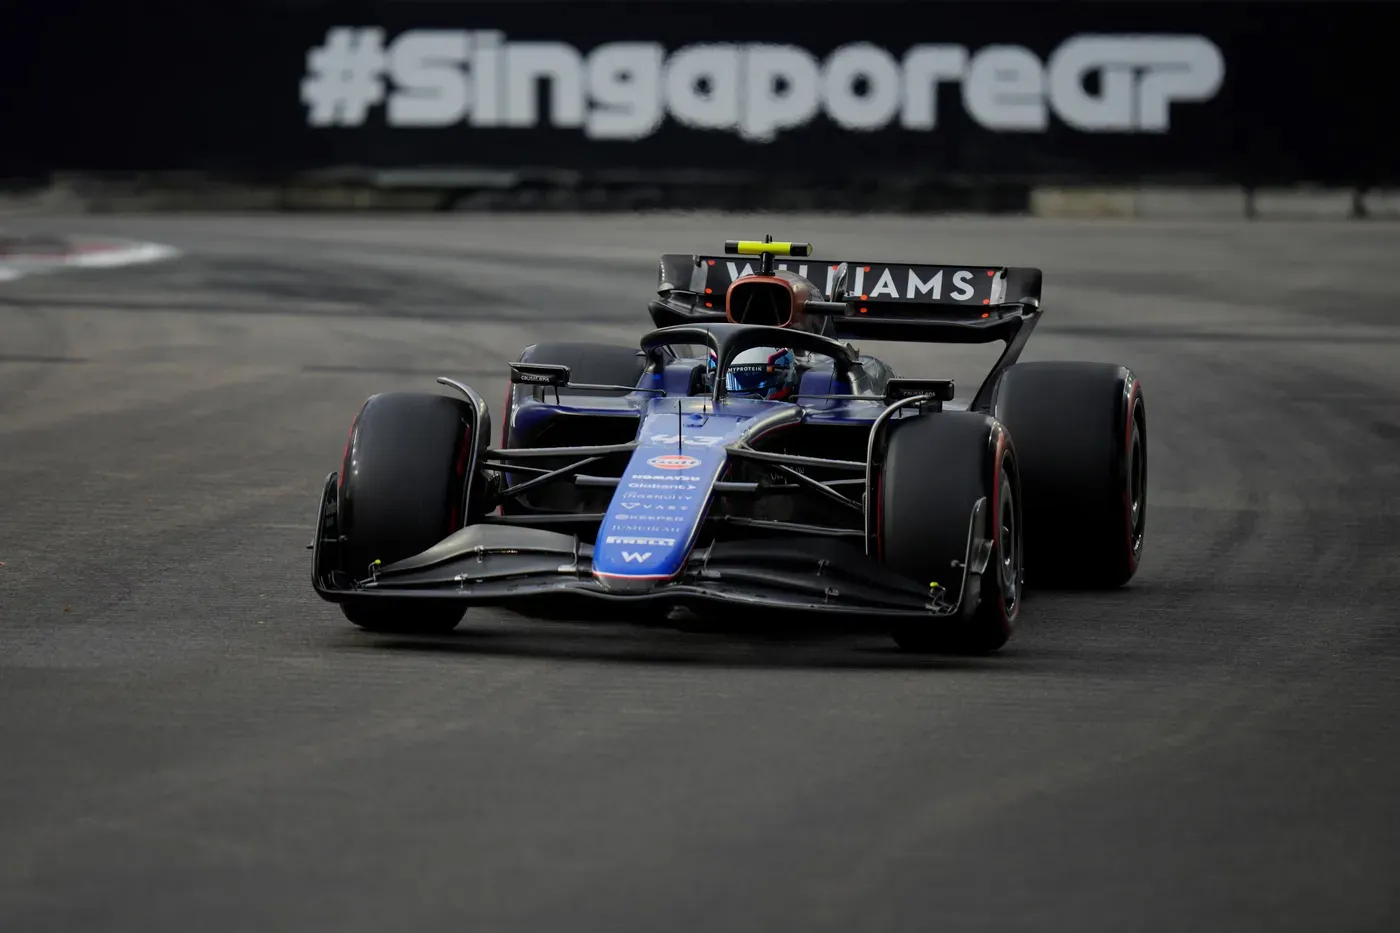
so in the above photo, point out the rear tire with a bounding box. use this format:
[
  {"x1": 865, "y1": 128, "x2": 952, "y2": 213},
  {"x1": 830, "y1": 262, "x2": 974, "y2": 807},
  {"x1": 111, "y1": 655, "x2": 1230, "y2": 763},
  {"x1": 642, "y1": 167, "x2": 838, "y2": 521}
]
[
  {"x1": 505, "y1": 341, "x2": 647, "y2": 447},
  {"x1": 992, "y1": 362, "x2": 1145, "y2": 589},
  {"x1": 878, "y1": 412, "x2": 1022, "y2": 654},
  {"x1": 516, "y1": 341, "x2": 647, "y2": 387},
  {"x1": 500, "y1": 341, "x2": 651, "y2": 517},
  {"x1": 337, "y1": 391, "x2": 481, "y2": 634}
]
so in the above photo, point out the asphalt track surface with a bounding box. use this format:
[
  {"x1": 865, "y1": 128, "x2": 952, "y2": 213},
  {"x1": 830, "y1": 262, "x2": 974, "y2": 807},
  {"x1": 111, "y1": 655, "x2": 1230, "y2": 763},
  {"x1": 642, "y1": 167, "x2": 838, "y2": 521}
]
[{"x1": 2, "y1": 214, "x2": 1398, "y2": 932}]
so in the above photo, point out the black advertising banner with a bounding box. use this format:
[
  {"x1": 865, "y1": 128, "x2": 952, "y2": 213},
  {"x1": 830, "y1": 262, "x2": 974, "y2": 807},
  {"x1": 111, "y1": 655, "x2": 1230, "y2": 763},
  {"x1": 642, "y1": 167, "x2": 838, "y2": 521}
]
[{"x1": 3, "y1": 1, "x2": 1397, "y2": 184}]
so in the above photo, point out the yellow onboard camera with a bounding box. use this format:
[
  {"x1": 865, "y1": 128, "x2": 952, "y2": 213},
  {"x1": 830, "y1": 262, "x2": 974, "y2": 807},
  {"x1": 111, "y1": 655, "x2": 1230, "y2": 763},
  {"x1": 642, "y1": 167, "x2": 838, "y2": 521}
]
[{"x1": 723, "y1": 239, "x2": 813, "y2": 258}]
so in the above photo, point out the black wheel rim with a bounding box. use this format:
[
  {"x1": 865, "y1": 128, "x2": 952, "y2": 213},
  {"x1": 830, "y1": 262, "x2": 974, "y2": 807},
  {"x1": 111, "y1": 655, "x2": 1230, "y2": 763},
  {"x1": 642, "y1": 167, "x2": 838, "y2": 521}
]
[
  {"x1": 998, "y1": 471, "x2": 1021, "y2": 616},
  {"x1": 1128, "y1": 421, "x2": 1146, "y2": 559}
]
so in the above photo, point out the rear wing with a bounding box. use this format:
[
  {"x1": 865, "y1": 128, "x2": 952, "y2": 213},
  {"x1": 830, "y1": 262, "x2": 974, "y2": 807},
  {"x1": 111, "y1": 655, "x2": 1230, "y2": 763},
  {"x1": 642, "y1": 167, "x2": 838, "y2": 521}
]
[{"x1": 654, "y1": 251, "x2": 1043, "y2": 345}]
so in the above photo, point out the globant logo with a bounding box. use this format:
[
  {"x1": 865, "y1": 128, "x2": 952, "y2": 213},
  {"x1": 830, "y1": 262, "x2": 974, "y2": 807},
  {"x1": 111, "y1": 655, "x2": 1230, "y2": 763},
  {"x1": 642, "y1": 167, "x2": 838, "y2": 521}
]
[{"x1": 301, "y1": 29, "x2": 1225, "y2": 139}]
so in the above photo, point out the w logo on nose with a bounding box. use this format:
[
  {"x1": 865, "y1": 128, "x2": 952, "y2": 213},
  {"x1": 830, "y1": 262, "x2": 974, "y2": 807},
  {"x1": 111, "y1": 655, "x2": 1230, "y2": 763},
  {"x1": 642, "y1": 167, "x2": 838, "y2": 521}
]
[{"x1": 620, "y1": 551, "x2": 652, "y2": 563}]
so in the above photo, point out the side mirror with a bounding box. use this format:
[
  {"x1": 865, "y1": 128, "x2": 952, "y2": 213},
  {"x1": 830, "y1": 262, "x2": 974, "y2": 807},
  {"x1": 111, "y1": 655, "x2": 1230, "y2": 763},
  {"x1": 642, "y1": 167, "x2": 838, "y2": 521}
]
[{"x1": 829, "y1": 262, "x2": 850, "y2": 300}]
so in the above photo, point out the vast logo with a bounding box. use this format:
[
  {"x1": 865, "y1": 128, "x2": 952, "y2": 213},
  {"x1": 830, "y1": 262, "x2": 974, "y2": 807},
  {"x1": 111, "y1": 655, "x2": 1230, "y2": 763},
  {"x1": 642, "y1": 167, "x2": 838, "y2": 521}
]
[
  {"x1": 647, "y1": 454, "x2": 702, "y2": 470},
  {"x1": 303, "y1": 28, "x2": 1225, "y2": 137}
]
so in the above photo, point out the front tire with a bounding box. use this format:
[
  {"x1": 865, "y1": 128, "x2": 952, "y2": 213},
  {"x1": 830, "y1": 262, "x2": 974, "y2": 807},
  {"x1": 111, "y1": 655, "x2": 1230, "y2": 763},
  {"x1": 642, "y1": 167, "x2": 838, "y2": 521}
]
[
  {"x1": 336, "y1": 391, "x2": 483, "y2": 634},
  {"x1": 878, "y1": 412, "x2": 1022, "y2": 654},
  {"x1": 340, "y1": 600, "x2": 466, "y2": 635}
]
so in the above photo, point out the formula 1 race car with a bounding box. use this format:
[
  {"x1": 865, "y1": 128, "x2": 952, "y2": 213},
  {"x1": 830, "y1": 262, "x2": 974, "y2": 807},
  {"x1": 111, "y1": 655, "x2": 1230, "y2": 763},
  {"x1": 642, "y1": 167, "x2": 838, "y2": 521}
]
[{"x1": 310, "y1": 237, "x2": 1146, "y2": 652}]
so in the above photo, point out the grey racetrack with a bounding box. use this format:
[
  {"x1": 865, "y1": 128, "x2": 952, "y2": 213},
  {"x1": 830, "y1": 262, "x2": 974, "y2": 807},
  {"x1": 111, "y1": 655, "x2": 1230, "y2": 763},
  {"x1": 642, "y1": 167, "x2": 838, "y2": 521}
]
[{"x1": 2, "y1": 213, "x2": 1398, "y2": 932}]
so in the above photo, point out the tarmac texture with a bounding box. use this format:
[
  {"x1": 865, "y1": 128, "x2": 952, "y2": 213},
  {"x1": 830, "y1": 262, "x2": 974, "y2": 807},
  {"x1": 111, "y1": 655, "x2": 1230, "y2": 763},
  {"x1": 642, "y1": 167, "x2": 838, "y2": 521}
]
[{"x1": 2, "y1": 214, "x2": 1398, "y2": 932}]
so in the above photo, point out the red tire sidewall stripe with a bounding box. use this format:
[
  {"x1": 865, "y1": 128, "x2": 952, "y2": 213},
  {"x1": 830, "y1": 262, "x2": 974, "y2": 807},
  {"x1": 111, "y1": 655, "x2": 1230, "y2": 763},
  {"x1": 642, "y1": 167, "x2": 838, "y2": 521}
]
[
  {"x1": 449, "y1": 428, "x2": 467, "y2": 533},
  {"x1": 338, "y1": 404, "x2": 365, "y2": 491},
  {"x1": 992, "y1": 427, "x2": 1013, "y2": 630}
]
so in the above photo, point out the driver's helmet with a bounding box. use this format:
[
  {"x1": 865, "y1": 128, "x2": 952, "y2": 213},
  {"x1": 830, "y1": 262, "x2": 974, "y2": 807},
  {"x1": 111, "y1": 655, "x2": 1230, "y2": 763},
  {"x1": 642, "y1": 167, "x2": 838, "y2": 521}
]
[{"x1": 707, "y1": 346, "x2": 798, "y2": 401}]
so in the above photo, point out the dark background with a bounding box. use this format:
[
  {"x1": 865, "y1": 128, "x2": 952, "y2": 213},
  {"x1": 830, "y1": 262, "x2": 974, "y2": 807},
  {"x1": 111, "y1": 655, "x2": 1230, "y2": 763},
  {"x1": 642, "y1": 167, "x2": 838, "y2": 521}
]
[{"x1": 3, "y1": 0, "x2": 1397, "y2": 188}]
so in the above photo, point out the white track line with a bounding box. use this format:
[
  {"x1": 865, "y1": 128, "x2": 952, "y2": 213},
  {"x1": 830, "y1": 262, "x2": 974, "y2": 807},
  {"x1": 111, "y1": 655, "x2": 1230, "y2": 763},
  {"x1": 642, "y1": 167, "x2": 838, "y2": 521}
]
[{"x1": 0, "y1": 239, "x2": 181, "y2": 283}]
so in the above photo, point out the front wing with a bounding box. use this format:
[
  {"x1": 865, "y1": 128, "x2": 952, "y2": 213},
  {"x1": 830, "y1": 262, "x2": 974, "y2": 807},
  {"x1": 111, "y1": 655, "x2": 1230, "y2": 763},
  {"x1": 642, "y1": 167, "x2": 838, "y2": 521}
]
[{"x1": 310, "y1": 475, "x2": 992, "y2": 623}]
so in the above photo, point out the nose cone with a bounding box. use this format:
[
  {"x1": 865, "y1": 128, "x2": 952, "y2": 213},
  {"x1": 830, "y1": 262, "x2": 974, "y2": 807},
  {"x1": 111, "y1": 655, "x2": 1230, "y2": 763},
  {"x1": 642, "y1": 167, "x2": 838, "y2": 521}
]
[
  {"x1": 593, "y1": 569, "x2": 664, "y2": 594},
  {"x1": 592, "y1": 408, "x2": 725, "y2": 587},
  {"x1": 593, "y1": 518, "x2": 703, "y2": 588}
]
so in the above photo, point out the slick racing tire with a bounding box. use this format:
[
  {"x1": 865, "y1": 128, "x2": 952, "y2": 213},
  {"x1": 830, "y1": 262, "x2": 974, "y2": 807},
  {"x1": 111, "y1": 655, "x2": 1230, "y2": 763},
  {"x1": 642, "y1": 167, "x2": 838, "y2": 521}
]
[
  {"x1": 337, "y1": 391, "x2": 482, "y2": 634},
  {"x1": 877, "y1": 412, "x2": 1021, "y2": 654},
  {"x1": 517, "y1": 341, "x2": 647, "y2": 387},
  {"x1": 992, "y1": 362, "x2": 1146, "y2": 589},
  {"x1": 339, "y1": 599, "x2": 465, "y2": 635}
]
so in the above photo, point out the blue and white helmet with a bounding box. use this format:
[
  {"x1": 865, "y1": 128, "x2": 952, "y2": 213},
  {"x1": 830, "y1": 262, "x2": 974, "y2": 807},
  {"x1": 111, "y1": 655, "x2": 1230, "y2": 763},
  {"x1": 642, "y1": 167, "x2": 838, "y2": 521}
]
[{"x1": 708, "y1": 346, "x2": 798, "y2": 401}]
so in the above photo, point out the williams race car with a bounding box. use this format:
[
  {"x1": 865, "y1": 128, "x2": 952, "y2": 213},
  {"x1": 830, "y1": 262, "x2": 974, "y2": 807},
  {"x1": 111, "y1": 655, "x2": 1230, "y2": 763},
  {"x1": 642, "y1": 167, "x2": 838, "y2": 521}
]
[{"x1": 310, "y1": 237, "x2": 1146, "y2": 652}]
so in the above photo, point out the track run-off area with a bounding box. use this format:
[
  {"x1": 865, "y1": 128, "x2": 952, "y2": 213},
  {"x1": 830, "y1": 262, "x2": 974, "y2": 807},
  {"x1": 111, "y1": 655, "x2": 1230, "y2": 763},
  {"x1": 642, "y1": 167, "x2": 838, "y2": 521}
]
[{"x1": 2, "y1": 213, "x2": 1398, "y2": 932}]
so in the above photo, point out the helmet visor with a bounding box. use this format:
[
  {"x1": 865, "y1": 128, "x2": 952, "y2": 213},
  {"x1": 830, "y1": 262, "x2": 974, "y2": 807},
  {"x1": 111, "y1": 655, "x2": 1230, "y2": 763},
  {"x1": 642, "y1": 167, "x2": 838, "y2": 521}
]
[
  {"x1": 725, "y1": 365, "x2": 780, "y2": 394},
  {"x1": 723, "y1": 349, "x2": 794, "y2": 396}
]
